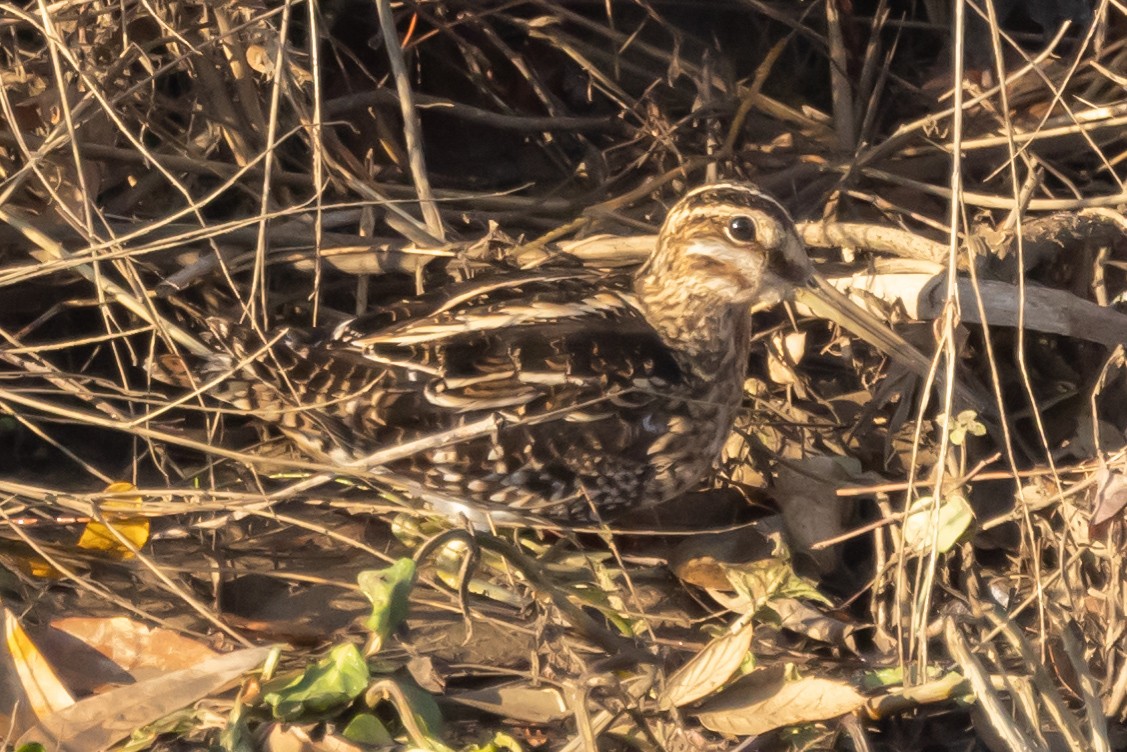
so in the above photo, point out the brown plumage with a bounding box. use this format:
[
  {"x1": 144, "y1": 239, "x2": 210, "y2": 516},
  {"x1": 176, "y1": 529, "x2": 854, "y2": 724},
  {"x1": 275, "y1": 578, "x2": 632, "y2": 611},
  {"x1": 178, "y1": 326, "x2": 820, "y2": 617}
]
[{"x1": 162, "y1": 183, "x2": 819, "y2": 522}]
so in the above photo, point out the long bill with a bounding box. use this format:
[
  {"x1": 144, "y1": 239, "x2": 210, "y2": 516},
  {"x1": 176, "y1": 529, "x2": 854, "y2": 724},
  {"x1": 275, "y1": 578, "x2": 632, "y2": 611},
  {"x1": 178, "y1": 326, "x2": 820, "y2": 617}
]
[{"x1": 792, "y1": 272, "x2": 990, "y2": 415}]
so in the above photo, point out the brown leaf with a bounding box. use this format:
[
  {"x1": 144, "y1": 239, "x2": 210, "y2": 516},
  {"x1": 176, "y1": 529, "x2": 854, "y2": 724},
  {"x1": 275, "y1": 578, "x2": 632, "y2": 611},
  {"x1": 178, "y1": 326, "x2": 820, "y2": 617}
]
[
  {"x1": 16, "y1": 646, "x2": 273, "y2": 752},
  {"x1": 1092, "y1": 467, "x2": 1127, "y2": 527},
  {"x1": 669, "y1": 527, "x2": 775, "y2": 590},
  {"x1": 49, "y1": 616, "x2": 218, "y2": 678},
  {"x1": 695, "y1": 666, "x2": 864, "y2": 736},
  {"x1": 660, "y1": 623, "x2": 754, "y2": 709},
  {"x1": 445, "y1": 681, "x2": 569, "y2": 724}
]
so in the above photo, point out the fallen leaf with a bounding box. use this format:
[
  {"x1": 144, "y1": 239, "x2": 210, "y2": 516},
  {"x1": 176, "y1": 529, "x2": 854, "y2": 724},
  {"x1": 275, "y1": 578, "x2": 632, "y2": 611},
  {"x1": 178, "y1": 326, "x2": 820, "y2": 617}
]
[
  {"x1": 769, "y1": 598, "x2": 856, "y2": 650},
  {"x1": 723, "y1": 558, "x2": 831, "y2": 616},
  {"x1": 775, "y1": 456, "x2": 868, "y2": 573},
  {"x1": 49, "y1": 616, "x2": 218, "y2": 679},
  {"x1": 341, "y1": 713, "x2": 394, "y2": 746},
  {"x1": 5, "y1": 608, "x2": 75, "y2": 720},
  {"x1": 901, "y1": 494, "x2": 974, "y2": 555},
  {"x1": 263, "y1": 721, "x2": 369, "y2": 751},
  {"x1": 695, "y1": 667, "x2": 865, "y2": 735},
  {"x1": 669, "y1": 527, "x2": 775, "y2": 590},
  {"x1": 445, "y1": 681, "x2": 569, "y2": 724},
  {"x1": 1092, "y1": 467, "x2": 1127, "y2": 526},
  {"x1": 77, "y1": 483, "x2": 149, "y2": 560},
  {"x1": 660, "y1": 622, "x2": 754, "y2": 708},
  {"x1": 16, "y1": 646, "x2": 272, "y2": 751},
  {"x1": 767, "y1": 330, "x2": 807, "y2": 388}
]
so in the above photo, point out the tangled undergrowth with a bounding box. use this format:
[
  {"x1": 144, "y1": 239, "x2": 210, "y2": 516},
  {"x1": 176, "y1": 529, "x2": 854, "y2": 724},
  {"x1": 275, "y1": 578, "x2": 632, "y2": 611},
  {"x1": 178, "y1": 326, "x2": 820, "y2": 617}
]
[{"x1": 1, "y1": 0, "x2": 1127, "y2": 749}]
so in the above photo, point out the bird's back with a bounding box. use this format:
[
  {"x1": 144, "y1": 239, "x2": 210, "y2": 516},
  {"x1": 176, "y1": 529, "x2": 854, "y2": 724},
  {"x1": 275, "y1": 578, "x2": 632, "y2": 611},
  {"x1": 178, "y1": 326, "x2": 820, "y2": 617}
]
[{"x1": 168, "y1": 268, "x2": 751, "y2": 520}]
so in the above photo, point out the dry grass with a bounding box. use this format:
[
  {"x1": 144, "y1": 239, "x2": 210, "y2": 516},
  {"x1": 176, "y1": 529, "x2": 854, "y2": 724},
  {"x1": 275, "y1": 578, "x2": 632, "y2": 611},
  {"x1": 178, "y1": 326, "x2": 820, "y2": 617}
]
[{"x1": 1, "y1": 0, "x2": 1127, "y2": 749}]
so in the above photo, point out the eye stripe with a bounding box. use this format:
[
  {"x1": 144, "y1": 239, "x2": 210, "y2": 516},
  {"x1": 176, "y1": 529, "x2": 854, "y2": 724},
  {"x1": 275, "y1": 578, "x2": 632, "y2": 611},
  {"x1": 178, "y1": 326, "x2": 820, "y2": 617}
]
[
  {"x1": 679, "y1": 182, "x2": 794, "y2": 225},
  {"x1": 664, "y1": 207, "x2": 780, "y2": 250}
]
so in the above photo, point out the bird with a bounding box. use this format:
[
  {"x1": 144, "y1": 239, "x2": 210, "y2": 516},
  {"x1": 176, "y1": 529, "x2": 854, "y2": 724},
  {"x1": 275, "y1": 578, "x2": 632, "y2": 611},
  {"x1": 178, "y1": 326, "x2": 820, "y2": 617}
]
[{"x1": 155, "y1": 182, "x2": 898, "y2": 523}]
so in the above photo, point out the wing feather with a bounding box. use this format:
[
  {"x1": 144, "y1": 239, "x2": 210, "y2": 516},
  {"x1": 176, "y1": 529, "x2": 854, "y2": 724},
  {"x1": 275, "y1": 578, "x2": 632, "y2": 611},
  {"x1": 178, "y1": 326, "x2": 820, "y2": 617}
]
[{"x1": 173, "y1": 269, "x2": 706, "y2": 517}]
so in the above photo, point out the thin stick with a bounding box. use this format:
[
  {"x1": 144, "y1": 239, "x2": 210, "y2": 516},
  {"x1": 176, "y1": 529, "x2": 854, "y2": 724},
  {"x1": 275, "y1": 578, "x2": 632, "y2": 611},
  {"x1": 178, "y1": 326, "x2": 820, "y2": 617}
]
[
  {"x1": 376, "y1": 0, "x2": 445, "y2": 242},
  {"x1": 825, "y1": 0, "x2": 856, "y2": 149}
]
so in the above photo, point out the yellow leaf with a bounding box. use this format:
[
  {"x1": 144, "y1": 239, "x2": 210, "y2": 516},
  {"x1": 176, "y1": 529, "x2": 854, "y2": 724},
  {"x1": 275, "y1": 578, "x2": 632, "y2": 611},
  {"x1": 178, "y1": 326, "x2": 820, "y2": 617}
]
[
  {"x1": 13, "y1": 554, "x2": 63, "y2": 580},
  {"x1": 77, "y1": 482, "x2": 149, "y2": 560},
  {"x1": 4, "y1": 607, "x2": 74, "y2": 717}
]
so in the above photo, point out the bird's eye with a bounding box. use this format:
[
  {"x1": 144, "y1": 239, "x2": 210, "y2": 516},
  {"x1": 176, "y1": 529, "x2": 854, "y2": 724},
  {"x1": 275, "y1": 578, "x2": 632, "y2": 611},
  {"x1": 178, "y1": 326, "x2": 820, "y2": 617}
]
[{"x1": 726, "y1": 216, "x2": 757, "y2": 243}]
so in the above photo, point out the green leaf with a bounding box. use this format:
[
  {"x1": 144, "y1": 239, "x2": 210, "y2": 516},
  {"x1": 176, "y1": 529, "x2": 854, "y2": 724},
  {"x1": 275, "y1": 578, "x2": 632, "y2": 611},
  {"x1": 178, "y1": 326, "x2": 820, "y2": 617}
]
[
  {"x1": 263, "y1": 643, "x2": 370, "y2": 720},
  {"x1": 217, "y1": 713, "x2": 254, "y2": 752},
  {"x1": 359, "y1": 559, "x2": 418, "y2": 653},
  {"x1": 342, "y1": 712, "x2": 394, "y2": 745},
  {"x1": 120, "y1": 708, "x2": 200, "y2": 752},
  {"x1": 395, "y1": 680, "x2": 445, "y2": 738},
  {"x1": 861, "y1": 666, "x2": 903, "y2": 690}
]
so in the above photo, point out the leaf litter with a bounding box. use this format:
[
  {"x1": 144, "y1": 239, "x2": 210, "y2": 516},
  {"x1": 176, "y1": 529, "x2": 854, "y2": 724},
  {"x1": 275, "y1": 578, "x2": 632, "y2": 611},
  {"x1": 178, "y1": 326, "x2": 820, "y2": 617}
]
[{"x1": 0, "y1": 1, "x2": 1126, "y2": 750}]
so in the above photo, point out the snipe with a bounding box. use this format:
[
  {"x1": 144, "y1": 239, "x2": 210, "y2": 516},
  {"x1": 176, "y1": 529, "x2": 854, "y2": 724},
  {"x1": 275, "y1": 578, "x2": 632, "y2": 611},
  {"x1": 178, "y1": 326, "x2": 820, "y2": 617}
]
[{"x1": 158, "y1": 183, "x2": 903, "y2": 522}]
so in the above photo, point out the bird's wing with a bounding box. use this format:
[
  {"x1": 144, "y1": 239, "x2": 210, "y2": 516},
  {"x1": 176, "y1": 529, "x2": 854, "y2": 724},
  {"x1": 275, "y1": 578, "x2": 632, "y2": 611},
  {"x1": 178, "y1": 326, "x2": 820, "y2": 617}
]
[{"x1": 171, "y1": 270, "x2": 694, "y2": 516}]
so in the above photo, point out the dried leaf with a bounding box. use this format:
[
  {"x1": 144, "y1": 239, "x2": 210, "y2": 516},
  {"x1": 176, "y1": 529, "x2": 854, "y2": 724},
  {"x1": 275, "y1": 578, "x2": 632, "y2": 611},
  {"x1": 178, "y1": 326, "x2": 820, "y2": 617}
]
[
  {"x1": 774, "y1": 456, "x2": 868, "y2": 573},
  {"x1": 263, "y1": 721, "x2": 370, "y2": 751},
  {"x1": 446, "y1": 681, "x2": 568, "y2": 724},
  {"x1": 723, "y1": 559, "x2": 831, "y2": 616},
  {"x1": 669, "y1": 527, "x2": 774, "y2": 590},
  {"x1": 769, "y1": 598, "x2": 855, "y2": 649},
  {"x1": 767, "y1": 330, "x2": 807, "y2": 387},
  {"x1": 695, "y1": 667, "x2": 864, "y2": 735},
  {"x1": 1092, "y1": 467, "x2": 1127, "y2": 526},
  {"x1": 17, "y1": 646, "x2": 272, "y2": 751},
  {"x1": 7, "y1": 551, "x2": 62, "y2": 581},
  {"x1": 660, "y1": 623, "x2": 754, "y2": 708},
  {"x1": 901, "y1": 494, "x2": 974, "y2": 555},
  {"x1": 4, "y1": 608, "x2": 75, "y2": 719},
  {"x1": 49, "y1": 616, "x2": 218, "y2": 677}
]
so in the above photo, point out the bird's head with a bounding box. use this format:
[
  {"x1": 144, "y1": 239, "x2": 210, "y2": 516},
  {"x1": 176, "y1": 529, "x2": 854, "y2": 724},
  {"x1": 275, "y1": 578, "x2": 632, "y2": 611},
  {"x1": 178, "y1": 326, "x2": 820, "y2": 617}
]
[
  {"x1": 639, "y1": 182, "x2": 814, "y2": 309},
  {"x1": 635, "y1": 183, "x2": 953, "y2": 406}
]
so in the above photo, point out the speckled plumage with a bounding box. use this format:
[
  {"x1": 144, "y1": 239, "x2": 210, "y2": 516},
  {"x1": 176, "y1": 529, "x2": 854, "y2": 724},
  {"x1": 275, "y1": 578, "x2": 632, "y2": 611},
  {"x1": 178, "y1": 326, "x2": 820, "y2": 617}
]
[{"x1": 164, "y1": 183, "x2": 816, "y2": 521}]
